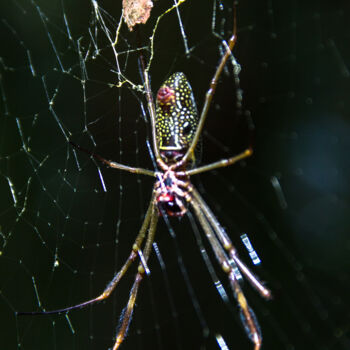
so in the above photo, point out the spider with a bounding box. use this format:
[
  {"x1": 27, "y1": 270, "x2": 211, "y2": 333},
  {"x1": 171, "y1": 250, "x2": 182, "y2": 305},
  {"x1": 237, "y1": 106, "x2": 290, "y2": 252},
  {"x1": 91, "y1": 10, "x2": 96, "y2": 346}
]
[{"x1": 19, "y1": 6, "x2": 271, "y2": 350}]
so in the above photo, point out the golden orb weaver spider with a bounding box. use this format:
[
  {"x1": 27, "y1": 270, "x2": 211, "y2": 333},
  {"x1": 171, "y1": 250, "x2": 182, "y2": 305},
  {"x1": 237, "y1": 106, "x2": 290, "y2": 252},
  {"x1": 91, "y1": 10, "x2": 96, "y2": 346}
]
[{"x1": 19, "y1": 4, "x2": 271, "y2": 350}]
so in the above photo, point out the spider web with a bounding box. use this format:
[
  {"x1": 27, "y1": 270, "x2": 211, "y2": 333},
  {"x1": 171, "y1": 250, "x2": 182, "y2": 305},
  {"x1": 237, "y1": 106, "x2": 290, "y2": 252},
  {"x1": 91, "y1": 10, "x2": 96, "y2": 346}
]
[{"x1": 1, "y1": 1, "x2": 349, "y2": 350}]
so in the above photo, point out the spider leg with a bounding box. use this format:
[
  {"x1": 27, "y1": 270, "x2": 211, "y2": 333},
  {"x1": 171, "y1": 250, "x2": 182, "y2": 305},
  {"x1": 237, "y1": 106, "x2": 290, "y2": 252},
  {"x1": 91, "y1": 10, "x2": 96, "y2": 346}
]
[
  {"x1": 229, "y1": 270, "x2": 262, "y2": 350},
  {"x1": 113, "y1": 200, "x2": 159, "y2": 349},
  {"x1": 138, "y1": 47, "x2": 167, "y2": 171},
  {"x1": 189, "y1": 187, "x2": 265, "y2": 350},
  {"x1": 70, "y1": 141, "x2": 155, "y2": 177},
  {"x1": 18, "y1": 193, "x2": 156, "y2": 316},
  {"x1": 191, "y1": 188, "x2": 271, "y2": 299},
  {"x1": 182, "y1": 147, "x2": 252, "y2": 177},
  {"x1": 174, "y1": 3, "x2": 238, "y2": 170}
]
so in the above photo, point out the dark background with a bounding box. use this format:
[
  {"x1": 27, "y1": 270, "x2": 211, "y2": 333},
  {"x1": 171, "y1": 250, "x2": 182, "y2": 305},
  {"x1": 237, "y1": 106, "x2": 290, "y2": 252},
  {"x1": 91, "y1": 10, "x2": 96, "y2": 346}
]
[{"x1": 0, "y1": 1, "x2": 349, "y2": 350}]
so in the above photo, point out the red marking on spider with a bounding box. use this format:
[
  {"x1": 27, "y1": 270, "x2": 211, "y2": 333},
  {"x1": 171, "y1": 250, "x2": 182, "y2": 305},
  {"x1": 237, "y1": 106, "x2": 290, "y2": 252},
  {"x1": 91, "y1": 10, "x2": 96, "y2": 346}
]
[
  {"x1": 157, "y1": 86, "x2": 175, "y2": 106},
  {"x1": 158, "y1": 192, "x2": 174, "y2": 202},
  {"x1": 156, "y1": 190, "x2": 185, "y2": 217}
]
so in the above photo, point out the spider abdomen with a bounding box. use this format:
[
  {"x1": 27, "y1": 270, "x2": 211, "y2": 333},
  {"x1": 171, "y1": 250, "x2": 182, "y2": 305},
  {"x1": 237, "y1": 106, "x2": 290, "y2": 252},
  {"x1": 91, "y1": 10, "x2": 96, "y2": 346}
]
[{"x1": 155, "y1": 72, "x2": 199, "y2": 166}]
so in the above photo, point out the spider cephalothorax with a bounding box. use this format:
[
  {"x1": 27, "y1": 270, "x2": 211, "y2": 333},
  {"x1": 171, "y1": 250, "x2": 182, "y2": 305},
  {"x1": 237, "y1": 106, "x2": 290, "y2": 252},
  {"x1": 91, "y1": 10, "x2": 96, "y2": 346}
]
[{"x1": 155, "y1": 168, "x2": 191, "y2": 217}]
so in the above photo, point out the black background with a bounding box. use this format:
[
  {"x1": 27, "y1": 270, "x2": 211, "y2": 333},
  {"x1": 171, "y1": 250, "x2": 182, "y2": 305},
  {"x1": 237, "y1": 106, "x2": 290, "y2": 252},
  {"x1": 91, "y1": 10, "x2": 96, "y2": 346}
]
[{"x1": 0, "y1": 1, "x2": 349, "y2": 350}]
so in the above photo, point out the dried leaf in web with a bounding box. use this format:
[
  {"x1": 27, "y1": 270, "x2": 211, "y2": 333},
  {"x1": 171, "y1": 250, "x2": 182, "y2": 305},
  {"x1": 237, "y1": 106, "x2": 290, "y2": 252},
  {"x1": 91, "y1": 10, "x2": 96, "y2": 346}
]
[{"x1": 122, "y1": 0, "x2": 153, "y2": 31}]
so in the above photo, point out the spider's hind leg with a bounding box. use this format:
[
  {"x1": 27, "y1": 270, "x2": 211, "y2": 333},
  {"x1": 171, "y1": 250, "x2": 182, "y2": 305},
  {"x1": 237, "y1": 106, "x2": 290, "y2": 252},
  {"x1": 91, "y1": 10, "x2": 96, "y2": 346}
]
[
  {"x1": 189, "y1": 187, "x2": 269, "y2": 350},
  {"x1": 112, "y1": 198, "x2": 159, "y2": 350},
  {"x1": 229, "y1": 271, "x2": 263, "y2": 350}
]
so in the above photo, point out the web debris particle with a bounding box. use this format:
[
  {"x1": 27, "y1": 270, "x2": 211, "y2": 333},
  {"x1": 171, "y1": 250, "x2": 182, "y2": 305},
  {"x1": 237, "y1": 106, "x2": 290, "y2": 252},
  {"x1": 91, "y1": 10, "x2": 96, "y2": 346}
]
[
  {"x1": 241, "y1": 233, "x2": 261, "y2": 265},
  {"x1": 122, "y1": 0, "x2": 153, "y2": 31}
]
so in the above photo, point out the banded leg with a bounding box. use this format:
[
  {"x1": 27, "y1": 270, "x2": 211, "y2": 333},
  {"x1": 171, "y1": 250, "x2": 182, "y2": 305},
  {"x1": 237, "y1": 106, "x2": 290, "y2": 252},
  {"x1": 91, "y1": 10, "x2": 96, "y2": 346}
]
[
  {"x1": 18, "y1": 193, "x2": 156, "y2": 316},
  {"x1": 189, "y1": 188, "x2": 268, "y2": 349},
  {"x1": 182, "y1": 148, "x2": 252, "y2": 177},
  {"x1": 191, "y1": 188, "x2": 271, "y2": 299},
  {"x1": 174, "y1": 3, "x2": 238, "y2": 169},
  {"x1": 113, "y1": 200, "x2": 159, "y2": 349},
  {"x1": 230, "y1": 270, "x2": 262, "y2": 350},
  {"x1": 70, "y1": 141, "x2": 155, "y2": 177}
]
